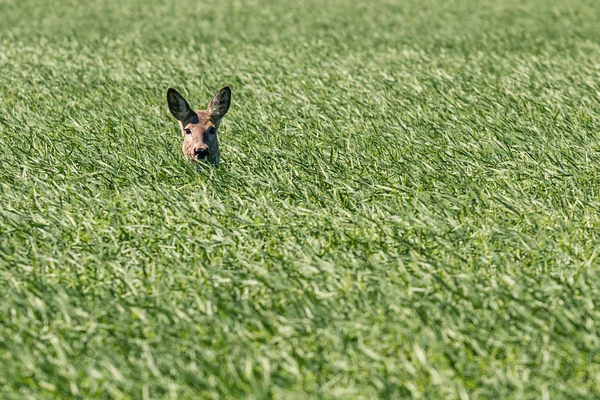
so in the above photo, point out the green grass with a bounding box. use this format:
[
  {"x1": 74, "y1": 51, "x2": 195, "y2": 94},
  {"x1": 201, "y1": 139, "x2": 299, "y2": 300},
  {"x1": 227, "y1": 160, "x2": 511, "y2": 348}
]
[{"x1": 1, "y1": 0, "x2": 600, "y2": 398}]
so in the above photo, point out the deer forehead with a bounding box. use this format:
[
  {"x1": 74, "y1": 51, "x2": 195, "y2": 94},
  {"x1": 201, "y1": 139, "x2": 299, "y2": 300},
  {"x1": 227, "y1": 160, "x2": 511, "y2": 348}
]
[{"x1": 183, "y1": 110, "x2": 216, "y2": 130}]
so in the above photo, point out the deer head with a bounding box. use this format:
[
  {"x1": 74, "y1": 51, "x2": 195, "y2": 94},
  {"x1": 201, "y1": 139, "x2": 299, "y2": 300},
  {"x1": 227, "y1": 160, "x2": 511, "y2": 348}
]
[{"x1": 167, "y1": 86, "x2": 231, "y2": 166}]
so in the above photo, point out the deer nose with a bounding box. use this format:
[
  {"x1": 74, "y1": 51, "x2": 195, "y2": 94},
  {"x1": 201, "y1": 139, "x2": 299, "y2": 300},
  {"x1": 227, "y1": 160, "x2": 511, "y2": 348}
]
[{"x1": 194, "y1": 147, "x2": 210, "y2": 159}]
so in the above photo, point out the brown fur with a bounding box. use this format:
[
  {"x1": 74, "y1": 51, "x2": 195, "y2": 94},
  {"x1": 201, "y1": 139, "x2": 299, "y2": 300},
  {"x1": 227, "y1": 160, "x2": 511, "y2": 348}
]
[{"x1": 167, "y1": 86, "x2": 231, "y2": 166}]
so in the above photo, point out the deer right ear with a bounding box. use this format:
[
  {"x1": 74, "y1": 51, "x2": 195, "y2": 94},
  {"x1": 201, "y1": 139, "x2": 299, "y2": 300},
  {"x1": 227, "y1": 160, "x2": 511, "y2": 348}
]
[
  {"x1": 167, "y1": 88, "x2": 193, "y2": 122},
  {"x1": 208, "y1": 86, "x2": 231, "y2": 121}
]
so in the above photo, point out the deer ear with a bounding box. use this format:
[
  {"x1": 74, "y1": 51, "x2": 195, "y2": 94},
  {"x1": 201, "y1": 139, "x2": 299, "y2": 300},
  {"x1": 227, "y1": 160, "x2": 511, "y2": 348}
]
[
  {"x1": 208, "y1": 86, "x2": 231, "y2": 121},
  {"x1": 167, "y1": 88, "x2": 193, "y2": 122}
]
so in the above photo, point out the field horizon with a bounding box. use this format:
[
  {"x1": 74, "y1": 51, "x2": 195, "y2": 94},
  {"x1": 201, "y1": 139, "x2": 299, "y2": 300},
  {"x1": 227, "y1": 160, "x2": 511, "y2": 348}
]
[{"x1": 2, "y1": 0, "x2": 600, "y2": 398}]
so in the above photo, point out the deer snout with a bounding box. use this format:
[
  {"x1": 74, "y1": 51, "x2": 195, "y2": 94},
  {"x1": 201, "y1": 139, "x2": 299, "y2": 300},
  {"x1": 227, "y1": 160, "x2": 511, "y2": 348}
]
[{"x1": 194, "y1": 146, "x2": 210, "y2": 160}]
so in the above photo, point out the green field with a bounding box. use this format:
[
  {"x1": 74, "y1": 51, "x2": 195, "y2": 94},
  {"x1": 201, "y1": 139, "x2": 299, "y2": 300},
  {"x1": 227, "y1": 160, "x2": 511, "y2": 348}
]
[{"x1": 2, "y1": 0, "x2": 600, "y2": 398}]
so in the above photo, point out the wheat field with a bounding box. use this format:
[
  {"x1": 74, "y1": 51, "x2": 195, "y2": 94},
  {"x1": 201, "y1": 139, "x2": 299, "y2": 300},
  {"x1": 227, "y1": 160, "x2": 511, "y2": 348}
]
[{"x1": 1, "y1": 0, "x2": 600, "y2": 398}]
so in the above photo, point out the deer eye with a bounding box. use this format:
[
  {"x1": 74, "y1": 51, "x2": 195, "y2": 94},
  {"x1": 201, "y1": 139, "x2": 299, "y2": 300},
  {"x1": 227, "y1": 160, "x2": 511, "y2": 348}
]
[{"x1": 184, "y1": 128, "x2": 192, "y2": 135}]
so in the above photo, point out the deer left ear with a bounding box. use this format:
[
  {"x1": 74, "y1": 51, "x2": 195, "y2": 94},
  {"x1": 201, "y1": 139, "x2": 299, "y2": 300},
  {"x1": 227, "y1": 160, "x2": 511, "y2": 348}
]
[
  {"x1": 208, "y1": 86, "x2": 231, "y2": 121},
  {"x1": 167, "y1": 88, "x2": 194, "y2": 122}
]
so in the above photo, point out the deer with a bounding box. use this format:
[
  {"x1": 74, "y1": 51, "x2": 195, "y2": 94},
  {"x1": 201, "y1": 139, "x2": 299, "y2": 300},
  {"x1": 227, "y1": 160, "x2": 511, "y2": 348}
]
[{"x1": 166, "y1": 86, "x2": 231, "y2": 166}]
